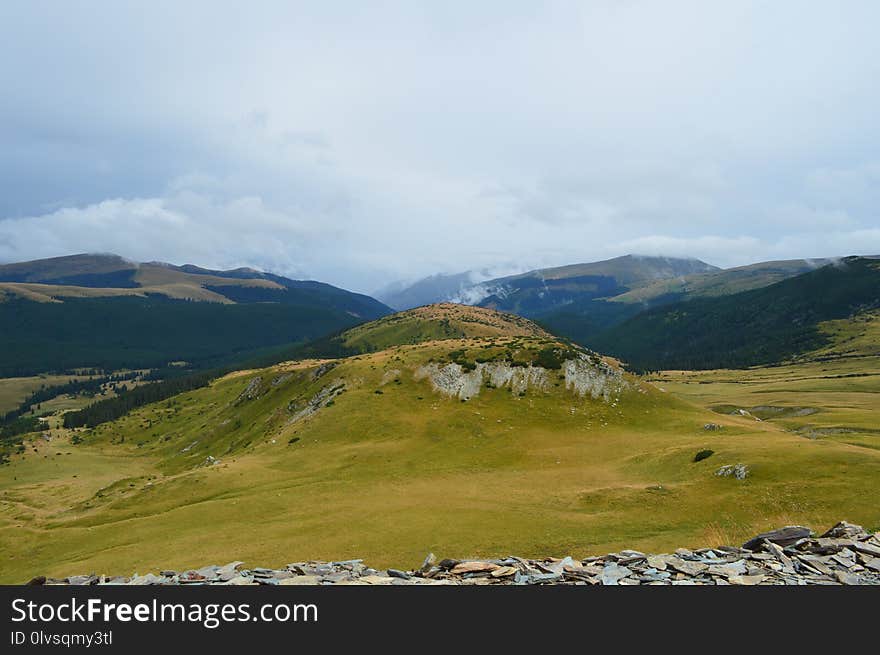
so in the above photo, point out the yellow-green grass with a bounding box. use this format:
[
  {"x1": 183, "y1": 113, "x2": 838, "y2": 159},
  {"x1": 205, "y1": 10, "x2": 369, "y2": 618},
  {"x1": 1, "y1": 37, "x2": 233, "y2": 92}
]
[
  {"x1": 0, "y1": 375, "x2": 82, "y2": 414},
  {"x1": 0, "y1": 374, "x2": 140, "y2": 418},
  {"x1": 340, "y1": 303, "x2": 550, "y2": 351},
  {"x1": 652, "y1": 312, "x2": 880, "y2": 451},
  {"x1": 2, "y1": 334, "x2": 878, "y2": 582},
  {"x1": 809, "y1": 311, "x2": 880, "y2": 359}
]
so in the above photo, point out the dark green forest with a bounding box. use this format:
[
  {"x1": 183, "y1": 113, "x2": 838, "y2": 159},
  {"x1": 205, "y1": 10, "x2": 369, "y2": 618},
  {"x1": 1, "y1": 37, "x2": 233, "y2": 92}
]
[
  {"x1": 589, "y1": 257, "x2": 880, "y2": 371},
  {"x1": 0, "y1": 294, "x2": 388, "y2": 377}
]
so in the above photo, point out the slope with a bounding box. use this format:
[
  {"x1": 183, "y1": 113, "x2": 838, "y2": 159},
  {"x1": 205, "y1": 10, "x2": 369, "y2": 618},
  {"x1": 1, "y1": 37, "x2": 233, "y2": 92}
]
[
  {"x1": 0, "y1": 254, "x2": 391, "y2": 376},
  {"x1": 1, "y1": 306, "x2": 877, "y2": 581},
  {"x1": 472, "y1": 255, "x2": 718, "y2": 316},
  {"x1": 590, "y1": 256, "x2": 880, "y2": 371}
]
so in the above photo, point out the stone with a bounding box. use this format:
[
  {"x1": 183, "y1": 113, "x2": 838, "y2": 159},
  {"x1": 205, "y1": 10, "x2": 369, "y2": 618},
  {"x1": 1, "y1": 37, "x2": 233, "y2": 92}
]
[
  {"x1": 129, "y1": 573, "x2": 165, "y2": 585},
  {"x1": 667, "y1": 558, "x2": 708, "y2": 576},
  {"x1": 490, "y1": 566, "x2": 518, "y2": 578},
  {"x1": 66, "y1": 575, "x2": 96, "y2": 585},
  {"x1": 831, "y1": 553, "x2": 856, "y2": 568},
  {"x1": 600, "y1": 564, "x2": 632, "y2": 585},
  {"x1": 450, "y1": 561, "x2": 499, "y2": 575},
  {"x1": 419, "y1": 553, "x2": 436, "y2": 574},
  {"x1": 794, "y1": 555, "x2": 834, "y2": 577},
  {"x1": 357, "y1": 575, "x2": 395, "y2": 585},
  {"x1": 728, "y1": 574, "x2": 766, "y2": 585},
  {"x1": 821, "y1": 521, "x2": 865, "y2": 539},
  {"x1": 279, "y1": 576, "x2": 322, "y2": 585},
  {"x1": 715, "y1": 464, "x2": 749, "y2": 479},
  {"x1": 742, "y1": 526, "x2": 812, "y2": 551},
  {"x1": 835, "y1": 571, "x2": 862, "y2": 585},
  {"x1": 195, "y1": 565, "x2": 220, "y2": 579},
  {"x1": 387, "y1": 569, "x2": 411, "y2": 580},
  {"x1": 707, "y1": 560, "x2": 748, "y2": 578},
  {"x1": 646, "y1": 555, "x2": 668, "y2": 570},
  {"x1": 540, "y1": 556, "x2": 575, "y2": 575},
  {"x1": 222, "y1": 576, "x2": 257, "y2": 586},
  {"x1": 216, "y1": 561, "x2": 244, "y2": 576},
  {"x1": 851, "y1": 541, "x2": 880, "y2": 558}
]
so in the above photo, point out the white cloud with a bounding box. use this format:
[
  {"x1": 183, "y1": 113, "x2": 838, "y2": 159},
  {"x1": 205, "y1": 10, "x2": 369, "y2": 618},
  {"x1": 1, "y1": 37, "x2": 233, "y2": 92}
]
[{"x1": 1, "y1": 1, "x2": 879, "y2": 291}]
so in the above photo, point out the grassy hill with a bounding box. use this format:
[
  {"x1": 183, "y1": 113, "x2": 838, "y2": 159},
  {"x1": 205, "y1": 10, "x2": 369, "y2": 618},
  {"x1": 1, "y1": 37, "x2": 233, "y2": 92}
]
[
  {"x1": 589, "y1": 257, "x2": 880, "y2": 371},
  {"x1": 339, "y1": 303, "x2": 552, "y2": 350},
  {"x1": 1, "y1": 304, "x2": 877, "y2": 582},
  {"x1": 0, "y1": 254, "x2": 391, "y2": 376}
]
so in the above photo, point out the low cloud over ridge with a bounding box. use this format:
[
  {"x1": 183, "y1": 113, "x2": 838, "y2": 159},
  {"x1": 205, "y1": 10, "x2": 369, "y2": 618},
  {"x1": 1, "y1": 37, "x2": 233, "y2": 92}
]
[{"x1": 1, "y1": 2, "x2": 879, "y2": 292}]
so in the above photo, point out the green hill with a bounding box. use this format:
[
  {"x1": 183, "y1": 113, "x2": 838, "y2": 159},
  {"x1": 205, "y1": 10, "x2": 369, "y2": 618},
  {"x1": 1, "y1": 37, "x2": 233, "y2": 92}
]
[
  {"x1": 1, "y1": 304, "x2": 877, "y2": 582},
  {"x1": 589, "y1": 257, "x2": 880, "y2": 371}
]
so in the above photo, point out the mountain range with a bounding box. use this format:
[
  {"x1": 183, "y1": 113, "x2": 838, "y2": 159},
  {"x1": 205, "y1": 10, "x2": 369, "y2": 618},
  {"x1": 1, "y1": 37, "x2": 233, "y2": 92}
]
[
  {"x1": 0, "y1": 253, "x2": 391, "y2": 377},
  {"x1": 377, "y1": 254, "x2": 850, "y2": 347},
  {"x1": 2, "y1": 251, "x2": 877, "y2": 377}
]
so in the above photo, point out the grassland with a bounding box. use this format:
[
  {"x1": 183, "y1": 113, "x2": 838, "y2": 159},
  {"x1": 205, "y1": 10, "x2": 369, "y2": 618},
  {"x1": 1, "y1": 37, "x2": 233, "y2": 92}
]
[
  {"x1": 1, "y1": 305, "x2": 878, "y2": 582},
  {"x1": 0, "y1": 375, "x2": 83, "y2": 414},
  {"x1": 340, "y1": 303, "x2": 550, "y2": 351},
  {"x1": 652, "y1": 311, "x2": 880, "y2": 455}
]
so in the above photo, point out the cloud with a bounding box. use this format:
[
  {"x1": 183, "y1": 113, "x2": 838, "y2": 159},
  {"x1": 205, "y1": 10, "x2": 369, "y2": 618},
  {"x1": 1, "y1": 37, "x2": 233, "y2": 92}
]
[{"x1": 1, "y1": 1, "x2": 879, "y2": 291}]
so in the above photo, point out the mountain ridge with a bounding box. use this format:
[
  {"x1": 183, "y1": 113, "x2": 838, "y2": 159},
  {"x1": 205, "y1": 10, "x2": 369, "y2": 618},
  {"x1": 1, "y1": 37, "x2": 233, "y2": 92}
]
[
  {"x1": 591, "y1": 255, "x2": 880, "y2": 371},
  {"x1": 0, "y1": 253, "x2": 392, "y2": 377}
]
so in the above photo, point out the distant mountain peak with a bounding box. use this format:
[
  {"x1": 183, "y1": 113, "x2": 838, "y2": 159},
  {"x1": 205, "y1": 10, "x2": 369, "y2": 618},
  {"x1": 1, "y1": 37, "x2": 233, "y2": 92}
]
[{"x1": 380, "y1": 254, "x2": 720, "y2": 313}]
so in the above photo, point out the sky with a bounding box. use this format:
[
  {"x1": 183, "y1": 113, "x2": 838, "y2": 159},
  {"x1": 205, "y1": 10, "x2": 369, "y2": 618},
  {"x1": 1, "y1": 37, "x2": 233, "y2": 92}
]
[{"x1": 1, "y1": 1, "x2": 879, "y2": 294}]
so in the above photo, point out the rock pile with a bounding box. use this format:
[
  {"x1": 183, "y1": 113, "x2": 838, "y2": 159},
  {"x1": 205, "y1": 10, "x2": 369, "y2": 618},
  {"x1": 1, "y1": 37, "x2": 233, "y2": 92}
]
[
  {"x1": 715, "y1": 463, "x2": 750, "y2": 479},
  {"x1": 28, "y1": 522, "x2": 880, "y2": 586}
]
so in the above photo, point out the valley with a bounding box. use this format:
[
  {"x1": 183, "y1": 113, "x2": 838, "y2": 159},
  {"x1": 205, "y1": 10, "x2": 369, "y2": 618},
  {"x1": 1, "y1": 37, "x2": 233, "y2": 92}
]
[{"x1": 1, "y1": 303, "x2": 878, "y2": 583}]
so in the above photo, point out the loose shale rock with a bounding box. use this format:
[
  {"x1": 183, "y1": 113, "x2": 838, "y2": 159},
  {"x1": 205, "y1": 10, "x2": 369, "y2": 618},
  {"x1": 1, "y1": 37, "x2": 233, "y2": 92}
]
[{"x1": 36, "y1": 522, "x2": 880, "y2": 586}]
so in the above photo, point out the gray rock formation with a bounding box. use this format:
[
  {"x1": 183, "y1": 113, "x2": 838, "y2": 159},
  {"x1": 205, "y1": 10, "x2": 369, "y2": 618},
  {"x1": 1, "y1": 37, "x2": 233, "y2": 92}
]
[{"x1": 414, "y1": 354, "x2": 626, "y2": 402}]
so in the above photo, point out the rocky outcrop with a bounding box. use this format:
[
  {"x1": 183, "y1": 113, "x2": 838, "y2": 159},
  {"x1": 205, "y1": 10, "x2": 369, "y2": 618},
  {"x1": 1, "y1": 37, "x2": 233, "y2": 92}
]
[
  {"x1": 414, "y1": 355, "x2": 625, "y2": 402},
  {"x1": 236, "y1": 376, "x2": 264, "y2": 403},
  {"x1": 287, "y1": 381, "x2": 346, "y2": 423},
  {"x1": 414, "y1": 362, "x2": 547, "y2": 400},
  {"x1": 562, "y1": 357, "x2": 627, "y2": 402},
  {"x1": 715, "y1": 463, "x2": 750, "y2": 480},
  {"x1": 30, "y1": 522, "x2": 880, "y2": 586}
]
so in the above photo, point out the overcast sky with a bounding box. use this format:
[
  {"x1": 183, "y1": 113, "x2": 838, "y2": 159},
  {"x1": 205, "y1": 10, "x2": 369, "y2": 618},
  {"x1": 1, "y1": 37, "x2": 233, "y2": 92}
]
[{"x1": 1, "y1": 1, "x2": 879, "y2": 293}]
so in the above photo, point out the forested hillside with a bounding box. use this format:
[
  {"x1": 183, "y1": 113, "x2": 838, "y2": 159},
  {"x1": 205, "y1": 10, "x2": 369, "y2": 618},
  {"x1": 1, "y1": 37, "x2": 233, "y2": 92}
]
[{"x1": 590, "y1": 257, "x2": 880, "y2": 371}]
